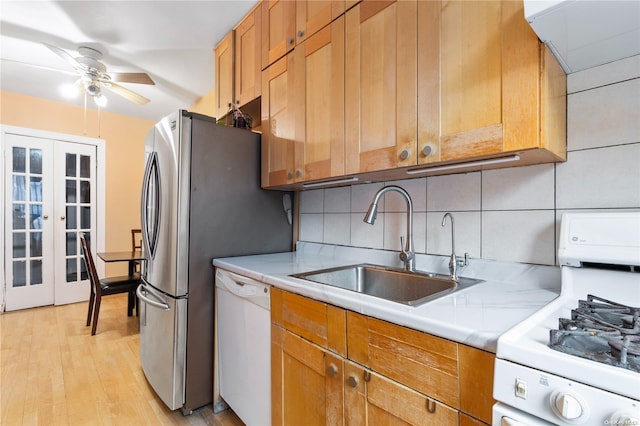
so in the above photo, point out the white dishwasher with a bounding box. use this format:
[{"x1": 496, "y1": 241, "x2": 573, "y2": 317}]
[{"x1": 215, "y1": 268, "x2": 271, "y2": 426}]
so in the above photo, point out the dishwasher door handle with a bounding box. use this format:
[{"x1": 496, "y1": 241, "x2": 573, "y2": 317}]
[
  {"x1": 215, "y1": 269, "x2": 270, "y2": 310},
  {"x1": 137, "y1": 283, "x2": 171, "y2": 311}
]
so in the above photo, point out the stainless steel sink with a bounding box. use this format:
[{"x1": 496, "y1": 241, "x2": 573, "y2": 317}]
[{"x1": 291, "y1": 264, "x2": 482, "y2": 307}]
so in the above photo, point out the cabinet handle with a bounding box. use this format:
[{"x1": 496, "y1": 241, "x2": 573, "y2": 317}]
[
  {"x1": 327, "y1": 363, "x2": 338, "y2": 378},
  {"x1": 347, "y1": 375, "x2": 358, "y2": 388},
  {"x1": 421, "y1": 145, "x2": 433, "y2": 157},
  {"x1": 60, "y1": 216, "x2": 66, "y2": 221},
  {"x1": 426, "y1": 397, "x2": 436, "y2": 414},
  {"x1": 288, "y1": 38, "x2": 294, "y2": 45},
  {"x1": 399, "y1": 149, "x2": 410, "y2": 161},
  {"x1": 364, "y1": 370, "x2": 371, "y2": 382},
  {"x1": 43, "y1": 215, "x2": 49, "y2": 220},
  {"x1": 287, "y1": 172, "x2": 293, "y2": 180},
  {"x1": 297, "y1": 30, "x2": 304, "y2": 38},
  {"x1": 295, "y1": 169, "x2": 303, "y2": 178}
]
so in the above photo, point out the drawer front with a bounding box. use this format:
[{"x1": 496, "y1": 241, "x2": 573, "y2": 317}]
[
  {"x1": 347, "y1": 311, "x2": 460, "y2": 408},
  {"x1": 271, "y1": 288, "x2": 346, "y2": 356}
]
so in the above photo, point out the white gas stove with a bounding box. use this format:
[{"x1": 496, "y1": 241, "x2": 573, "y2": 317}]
[{"x1": 493, "y1": 212, "x2": 640, "y2": 425}]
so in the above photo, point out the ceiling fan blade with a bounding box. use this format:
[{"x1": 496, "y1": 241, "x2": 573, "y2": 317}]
[
  {"x1": 108, "y1": 72, "x2": 155, "y2": 85},
  {"x1": 43, "y1": 43, "x2": 84, "y2": 72},
  {"x1": 105, "y1": 82, "x2": 150, "y2": 105},
  {"x1": 0, "y1": 58, "x2": 78, "y2": 76}
]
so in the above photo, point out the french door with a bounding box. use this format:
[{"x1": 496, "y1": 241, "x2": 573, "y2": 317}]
[{"x1": 4, "y1": 132, "x2": 99, "y2": 311}]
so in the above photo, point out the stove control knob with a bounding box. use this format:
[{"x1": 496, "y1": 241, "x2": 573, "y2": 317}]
[
  {"x1": 552, "y1": 392, "x2": 584, "y2": 420},
  {"x1": 610, "y1": 412, "x2": 640, "y2": 426}
]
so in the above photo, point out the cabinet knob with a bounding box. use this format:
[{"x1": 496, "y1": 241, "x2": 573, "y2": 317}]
[
  {"x1": 399, "y1": 149, "x2": 410, "y2": 161},
  {"x1": 422, "y1": 145, "x2": 432, "y2": 157},
  {"x1": 287, "y1": 172, "x2": 293, "y2": 180},
  {"x1": 43, "y1": 215, "x2": 49, "y2": 220},
  {"x1": 297, "y1": 30, "x2": 304, "y2": 38},
  {"x1": 295, "y1": 169, "x2": 303, "y2": 178},
  {"x1": 327, "y1": 364, "x2": 338, "y2": 378},
  {"x1": 60, "y1": 216, "x2": 66, "y2": 221},
  {"x1": 288, "y1": 38, "x2": 294, "y2": 45},
  {"x1": 347, "y1": 376, "x2": 358, "y2": 388}
]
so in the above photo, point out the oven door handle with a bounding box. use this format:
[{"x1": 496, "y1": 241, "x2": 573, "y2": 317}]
[{"x1": 501, "y1": 417, "x2": 529, "y2": 426}]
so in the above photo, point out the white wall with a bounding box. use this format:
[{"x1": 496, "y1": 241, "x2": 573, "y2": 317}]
[{"x1": 298, "y1": 55, "x2": 640, "y2": 266}]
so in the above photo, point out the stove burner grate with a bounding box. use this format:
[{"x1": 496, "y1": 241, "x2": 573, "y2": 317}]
[{"x1": 549, "y1": 295, "x2": 640, "y2": 373}]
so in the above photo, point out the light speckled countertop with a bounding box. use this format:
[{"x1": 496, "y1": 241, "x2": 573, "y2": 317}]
[{"x1": 213, "y1": 242, "x2": 560, "y2": 352}]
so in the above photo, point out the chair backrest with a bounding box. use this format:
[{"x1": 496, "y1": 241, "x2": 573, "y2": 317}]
[
  {"x1": 131, "y1": 228, "x2": 142, "y2": 251},
  {"x1": 79, "y1": 232, "x2": 102, "y2": 297}
]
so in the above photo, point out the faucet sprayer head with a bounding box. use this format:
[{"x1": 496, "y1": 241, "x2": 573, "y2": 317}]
[{"x1": 363, "y1": 203, "x2": 379, "y2": 224}]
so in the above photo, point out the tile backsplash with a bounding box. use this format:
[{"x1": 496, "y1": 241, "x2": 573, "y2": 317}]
[{"x1": 298, "y1": 55, "x2": 640, "y2": 266}]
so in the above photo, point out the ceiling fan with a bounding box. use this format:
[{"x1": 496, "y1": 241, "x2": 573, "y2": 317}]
[{"x1": 41, "y1": 43, "x2": 155, "y2": 106}]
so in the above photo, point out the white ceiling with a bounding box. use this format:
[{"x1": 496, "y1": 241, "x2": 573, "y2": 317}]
[{"x1": 0, "y1": 0, "x2": 258, "y2": 122}]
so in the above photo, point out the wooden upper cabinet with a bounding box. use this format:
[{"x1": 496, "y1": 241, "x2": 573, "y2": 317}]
[
  {"x1": 439, "y1": 0, "x2": 566, "y2": 163},
  {"x1": 261, "y1": 55, "x2": 297, "y2": 187},
  {"x1": 262, "y1": 0, "x2": 296, "y2": 69},
  {"x1": 345, "y1": 0, "x2": 418, "y2": 175},
  {"x1": 213, "y1": 31, "x2": 234, "y2": 119},
  {"x1": 234, "y1": 2, "x2": 262, "y2": 107},
  {"x1": 293, "y1": 15, "x2": 345, "y2": 183},
  {"x1": 296, "y1": 1, "x2": 345, "y2": 44}
]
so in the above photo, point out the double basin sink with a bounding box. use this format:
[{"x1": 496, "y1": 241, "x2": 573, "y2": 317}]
[{"x1": 291, "y1": 264, "x2": 482, "y2": 307}]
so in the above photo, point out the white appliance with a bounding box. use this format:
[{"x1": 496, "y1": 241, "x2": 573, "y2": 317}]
[
  {"x1": 215, "y1": 269, "x2": 271, "y2": 426},
  {"x1": 137, "y1": 110, "x2": 291, "y2": 414},
  {"x1": 524, "y1": 0, "x2": 640, "y2": 73},
  {"x1": 493, "y1": 212, "x2": 640, "y2": 425}
]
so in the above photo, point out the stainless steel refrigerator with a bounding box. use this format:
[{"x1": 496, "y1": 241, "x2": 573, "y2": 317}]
[{"x1": 136, "y1": 110, "x2": 291, "y2": 414}]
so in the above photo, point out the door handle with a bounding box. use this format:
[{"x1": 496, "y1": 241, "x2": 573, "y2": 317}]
[{"x1": 136, "y1": 284, "x2": 170, "y2": 311}]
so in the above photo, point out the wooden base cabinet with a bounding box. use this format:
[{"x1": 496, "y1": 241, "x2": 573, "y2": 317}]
[{"x1": 271, "y1": 289, "x2": 495, "y2": 425}]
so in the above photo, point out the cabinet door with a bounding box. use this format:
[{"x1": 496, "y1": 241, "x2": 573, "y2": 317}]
[
  {"x1": 367, "y1": 371, "x2": 458, "y2": 425},
  {"x1": 262, "y1": 0, "x2": 296, "y2": 69},
  {"x1": 296, "y1": 0, "x2": 345, "y2": 44},
  {"x1": 294, "y1": 15, "x2": 345, "y2": 182},
  {"x1": 417, "y1": 0, "x2": 441, "y2": 165},
  {"x1": 440, "y1": 0, "x2": 502, "y2": 161},
  {"x1": 344, "y1": 360, "x2": 458, "y2": 426},
  {"x1": 234, "y1": 3, "x2": 262, "y2": 107},
  {"x1": 261, "y1": 55, "x2": 297, "y2": 188},
  {"x1": 459, "y1": 345, "x2": 496, "y2": 424},
  {"x1": 272, "y1": 325, "x2": 345, "y2": 426},
  {"x1": 214, "y1": 31, "x2": 234, "y2": 119},
  {"x1": 345, "y1": 0, "x2": 417, "y2": 174}
]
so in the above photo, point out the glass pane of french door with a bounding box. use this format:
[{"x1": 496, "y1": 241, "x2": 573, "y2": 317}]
[
  {"x1": 4, "y1": 135, "x2": 54, "y2": 310},
  {"x1": 54, "y1": 142, "x2": 96, "y2": 305}
]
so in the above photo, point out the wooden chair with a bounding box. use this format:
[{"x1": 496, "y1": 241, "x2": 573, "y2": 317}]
[
  {"x1": 131, "y1": 228, "x2": 142, "y2": 271},
  {"x1": 80, "y1": 233, "x2": 141, "y2": 335}
]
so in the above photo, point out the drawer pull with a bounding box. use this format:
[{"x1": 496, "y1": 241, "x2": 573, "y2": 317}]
[{"x1": 426, "y1": 398, "x2": 436, "y2": 413}]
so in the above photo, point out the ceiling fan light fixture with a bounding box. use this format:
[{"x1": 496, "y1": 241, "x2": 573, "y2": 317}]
[
  {"x1": 85, "y1": 82, "x2": 101, "y2": 97},
  {"x1": 94, "y1": 94, "x2": 108, "y2": 107}
]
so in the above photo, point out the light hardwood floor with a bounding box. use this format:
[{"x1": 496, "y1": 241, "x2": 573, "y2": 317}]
[{"x1": 1, "y1": 293, "x2": 244, "y2": 426}]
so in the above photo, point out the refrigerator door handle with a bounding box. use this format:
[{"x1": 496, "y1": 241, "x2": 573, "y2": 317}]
[
  {"x1": 141, "y1": 152, "x2": 161, "y2": 259},
  {"x1": 137, "y1": 284, "x2": 170, "y2": 311}
]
